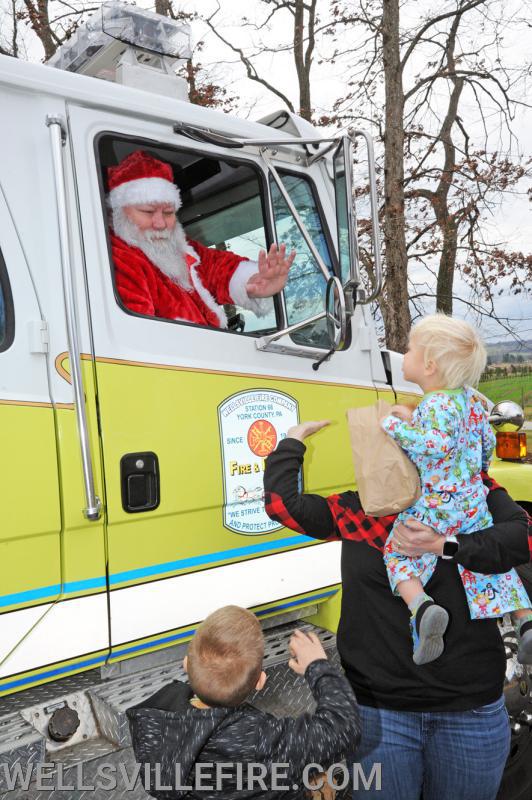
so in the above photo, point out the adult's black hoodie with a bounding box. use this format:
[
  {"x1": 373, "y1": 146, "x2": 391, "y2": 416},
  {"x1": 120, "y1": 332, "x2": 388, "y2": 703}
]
[
  {"x1": 127, "y1": 658, "x2": 360, "y2": 800},
  {"x1": 263, "y1": 437, "x2": 532, "y2": 712}
]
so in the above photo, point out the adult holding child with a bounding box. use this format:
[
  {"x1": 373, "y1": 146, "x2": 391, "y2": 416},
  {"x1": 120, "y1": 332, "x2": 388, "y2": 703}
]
[{"x1": 264, "y1": 314, "x2": 532, "y2": 800}]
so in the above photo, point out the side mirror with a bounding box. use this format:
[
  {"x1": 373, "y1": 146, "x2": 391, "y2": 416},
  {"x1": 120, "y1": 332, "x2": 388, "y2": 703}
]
[
  {"x1": 488, "y1": 401, "x2": 525, "y2": 431},
  {"x1": 325, "y1": 276, "x2": 347, "y2": 351}
]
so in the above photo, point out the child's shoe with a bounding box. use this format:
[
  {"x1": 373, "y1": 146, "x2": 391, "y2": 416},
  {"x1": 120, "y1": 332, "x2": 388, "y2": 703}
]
[{"x1": 410, "y1": 601, "x2": 449, "y2": 666}]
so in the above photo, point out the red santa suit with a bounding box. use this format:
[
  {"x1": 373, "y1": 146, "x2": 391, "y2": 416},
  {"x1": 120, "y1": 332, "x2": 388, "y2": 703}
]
[
  {"x1": 107, "y1": 150, "x2": 267, "y2": 327},
  {"x1": 111, "y1": 233, "x2": 262, "y2": 327}
]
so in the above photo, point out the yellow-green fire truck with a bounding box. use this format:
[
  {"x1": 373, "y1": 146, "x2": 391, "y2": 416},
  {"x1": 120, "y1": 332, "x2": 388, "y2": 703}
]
[{"x1": 0, "y1": 3, "x2": 530, "y2": 797}]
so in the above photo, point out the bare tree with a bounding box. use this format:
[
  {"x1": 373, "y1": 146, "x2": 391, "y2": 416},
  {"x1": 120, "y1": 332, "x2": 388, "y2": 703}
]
[
  {"x1": 204, "y1": 0, "x2": 320, "y2": 121},
  {"x1": 0, "y1": 0, "x2": 22, "y2": 56},
  {"x1": 329, "y1": 0, "x2": 532, "y2": 349},
  {"x1": 380, "y1": 0, "x2": 410, "y2": 351},
  {"x1": 15, "y1": 0, "x2": 98, "y2": 60},
  {"x1": 151, "y1": 1, "x2": 238, "y2": 111}
]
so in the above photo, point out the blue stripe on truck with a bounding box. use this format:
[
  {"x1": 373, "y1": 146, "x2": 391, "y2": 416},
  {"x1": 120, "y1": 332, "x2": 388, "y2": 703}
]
[{"x1": 0, "y1": 534, "x2": 315, "y2": 609}]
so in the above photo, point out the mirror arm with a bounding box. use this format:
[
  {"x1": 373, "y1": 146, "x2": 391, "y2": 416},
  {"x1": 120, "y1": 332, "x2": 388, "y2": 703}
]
[
  {"x1": 173, "y1": 122, "x2": 340, "y2": 157},
  {"x1": 343, "y1": 279, "x2": 358, "y2": 316},
  {"x1": 255, "y1": 311, "x2": 326, "y2": 349},
  {"x1": 338, "y1": 137, "x2": 362, "y2": 291},
  {"x1": 307, "y1": 139, "x2": 340, "y2": 165}
]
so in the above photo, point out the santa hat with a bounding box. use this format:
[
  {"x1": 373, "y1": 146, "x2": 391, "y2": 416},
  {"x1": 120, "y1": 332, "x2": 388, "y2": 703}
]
[{"x1": 107, "y1": 151, "x2": 182, "y2": 212}]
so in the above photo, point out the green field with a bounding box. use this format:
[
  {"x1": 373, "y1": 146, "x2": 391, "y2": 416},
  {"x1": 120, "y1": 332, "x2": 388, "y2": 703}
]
[{"x1": 479, "y1": 373, "x2": 532, "y2": 419}]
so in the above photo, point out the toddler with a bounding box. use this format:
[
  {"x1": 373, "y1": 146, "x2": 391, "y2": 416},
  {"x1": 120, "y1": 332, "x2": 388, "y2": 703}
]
[{"x1": 381, "y1": 314, "x2": 532, "y2": 665}]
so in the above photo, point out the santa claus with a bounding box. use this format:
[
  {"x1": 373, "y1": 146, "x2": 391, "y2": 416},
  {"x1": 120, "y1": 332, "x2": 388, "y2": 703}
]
[{"x1": 107, "y1": 150, "x2": 296, "y2": 327}]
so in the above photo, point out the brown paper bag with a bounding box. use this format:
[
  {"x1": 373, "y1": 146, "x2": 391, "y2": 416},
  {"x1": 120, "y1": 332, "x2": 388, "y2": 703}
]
[{"x1": 346, "y1": 400, "x2": 421, "y2": 516}]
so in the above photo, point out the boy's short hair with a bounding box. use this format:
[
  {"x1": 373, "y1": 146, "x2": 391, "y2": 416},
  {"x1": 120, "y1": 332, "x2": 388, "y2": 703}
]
[
  {"x1": 187, "y1": 606, "x2": 264, "y2": 707},
  {"x1": 410, "y1": 313, "x2": 487, "y2": 388}
]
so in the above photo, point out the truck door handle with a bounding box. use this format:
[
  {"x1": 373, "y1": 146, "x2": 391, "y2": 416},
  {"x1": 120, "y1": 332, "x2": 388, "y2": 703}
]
[{"x1": 120, "y1": 452, "x2": 160, "y2": 513}]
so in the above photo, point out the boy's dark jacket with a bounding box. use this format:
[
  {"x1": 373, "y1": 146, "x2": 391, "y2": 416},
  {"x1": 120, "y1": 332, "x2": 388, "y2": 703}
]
[{"x1": 126, "y1": 658, "x2": 360, "y2": 800}]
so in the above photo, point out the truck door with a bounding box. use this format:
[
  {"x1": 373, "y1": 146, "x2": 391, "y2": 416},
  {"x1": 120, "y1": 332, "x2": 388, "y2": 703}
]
[
  {"x1": 0, "y1": 187, "x2": 64, "y2": 690},
  {"x1": 68, "y1": 106, "x2": 385, "y2": 660}
]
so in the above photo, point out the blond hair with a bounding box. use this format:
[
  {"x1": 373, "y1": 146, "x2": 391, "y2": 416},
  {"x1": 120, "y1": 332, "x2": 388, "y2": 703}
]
[
  {"x1": 409, "y1": 314, "x2": 487, "y2": 388},
  {"x1": 186, "y1": 606, "x2": 264, "y2": 707}
]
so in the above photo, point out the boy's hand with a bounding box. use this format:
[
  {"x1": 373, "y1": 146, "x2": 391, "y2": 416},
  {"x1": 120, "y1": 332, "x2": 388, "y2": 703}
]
[
  {"x1": 286, "y1": 420, "x2": 330, "y2": 442},
  {"x1": 288, "y1": 629, "x2": 327, "y2": 675},
  {"x1": 391, "y1": 404, "x2": 414, "y2": 422}
]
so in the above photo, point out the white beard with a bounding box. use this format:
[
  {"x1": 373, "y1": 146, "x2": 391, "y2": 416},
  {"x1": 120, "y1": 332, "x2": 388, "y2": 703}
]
[{"x1": 112, "y1": 207, "x2": 192, "y2": 290}]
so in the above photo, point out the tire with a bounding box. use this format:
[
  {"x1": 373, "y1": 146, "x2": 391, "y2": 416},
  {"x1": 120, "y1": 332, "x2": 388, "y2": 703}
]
[
  {"x1": 497, "y1": 618, "x2": 532, "y2": 800},
  {"x1": 497, "y1": 720, "x2": 532, "y2": 800}
]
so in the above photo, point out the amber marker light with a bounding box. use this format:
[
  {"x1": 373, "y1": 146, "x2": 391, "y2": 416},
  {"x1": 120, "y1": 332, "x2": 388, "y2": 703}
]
[{"x1": 495, "y1": 431, "x2": 527, "y2": 461}]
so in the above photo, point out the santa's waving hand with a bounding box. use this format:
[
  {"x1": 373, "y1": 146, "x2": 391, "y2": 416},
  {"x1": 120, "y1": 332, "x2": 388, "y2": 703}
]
[
  {"x1": 107, "y1": 150, "x2": 297, "y2": 328},
  {"x1": 246, "y1": 244, "x2": 296, "y2": 298}
]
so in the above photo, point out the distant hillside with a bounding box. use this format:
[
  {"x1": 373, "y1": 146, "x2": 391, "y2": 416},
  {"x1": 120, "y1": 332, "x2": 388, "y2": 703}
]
[{"x1": 486, "y1": 339, "x2": 532, "y2": 361}]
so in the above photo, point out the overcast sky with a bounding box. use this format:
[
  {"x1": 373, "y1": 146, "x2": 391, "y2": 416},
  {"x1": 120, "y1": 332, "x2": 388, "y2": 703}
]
[
  {"x1": 190, "y1": 0, "x2": 532, "y2": 344},
  {"x1": 4, "y1": 0, "x2": 531, "y2": 343}
]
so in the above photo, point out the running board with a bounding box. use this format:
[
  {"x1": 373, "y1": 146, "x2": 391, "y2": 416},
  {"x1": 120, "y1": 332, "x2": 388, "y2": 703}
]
[{"x1": 0, "y1": 619, "x2": 339, "y2": 798}]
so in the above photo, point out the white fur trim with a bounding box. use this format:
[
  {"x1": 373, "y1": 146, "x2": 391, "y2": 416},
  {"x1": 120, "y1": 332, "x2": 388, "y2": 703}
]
[
  {"x1": 108, "y1": 177, "x2": 181, "y2": 211},
  {"x1": 189, "y1": 264, "x2": 227, "y2": 329},
  {"x1": 228, "y1": 260, "x2": 272, "y2": 318}
]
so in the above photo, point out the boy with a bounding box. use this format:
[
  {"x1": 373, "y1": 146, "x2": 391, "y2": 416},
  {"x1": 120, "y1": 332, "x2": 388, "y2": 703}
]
[{"x1": 127, "y1": 605, "x2": 360, "y2": 799}]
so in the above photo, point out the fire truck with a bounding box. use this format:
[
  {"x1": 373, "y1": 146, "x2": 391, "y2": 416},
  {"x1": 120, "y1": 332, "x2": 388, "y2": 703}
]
[{"x1": 0, "y1": 3, "x2": 530, "y2": 797}]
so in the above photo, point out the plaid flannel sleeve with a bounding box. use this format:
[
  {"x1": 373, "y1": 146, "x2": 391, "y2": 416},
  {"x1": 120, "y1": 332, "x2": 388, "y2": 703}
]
[
  {"x1": 264, "y1": 439, "x2": 338, "y2": 539},
  {"x1": 264, "y1": 438, "x2": 396, "y2": 550}
]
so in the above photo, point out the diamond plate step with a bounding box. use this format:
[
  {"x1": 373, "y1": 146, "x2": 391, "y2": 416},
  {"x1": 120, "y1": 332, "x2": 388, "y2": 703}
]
[
  {"x1": 89, "y1": 662, "x2": 185, "y2": 748},
  {"x1": 0, "y1": 712, "x2": 45, "y2": 790},
  {"x1": 0, "y1": 619, "x2": 342, "y2": 799},
  {"x1": 250, "y1": 648, "x2": 342, "y2": 718},
  {"x1": 88, "y1": 622, "x2": 337, "y2": 749},
  {"x1": 0, "y1": 671, "x2": 100, "y2": 716}
]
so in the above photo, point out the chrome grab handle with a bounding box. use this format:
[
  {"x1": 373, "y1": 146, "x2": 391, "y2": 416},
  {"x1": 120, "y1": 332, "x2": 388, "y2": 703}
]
[
  {"x1": 46, "y1": 115, "x2": 102, "y2": 521},
  {"x1": 334, "y1": 136, "x2": 361, "y2": 290},
  {"x1": 349, "y1": 129, "x2": 383, "y2": 303}
]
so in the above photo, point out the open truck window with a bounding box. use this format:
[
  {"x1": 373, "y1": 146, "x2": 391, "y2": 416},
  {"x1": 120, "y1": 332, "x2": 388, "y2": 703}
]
[
  {"x1": 98, "y1": 138, "x2": 336, "y2": 345},
  {"x1": 98, "y1": 137, "x2": 277, "y2": 335}
]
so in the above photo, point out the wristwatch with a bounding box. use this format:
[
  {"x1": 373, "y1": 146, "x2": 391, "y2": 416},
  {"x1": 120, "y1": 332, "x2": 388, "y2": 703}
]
[{"x1": 441, "y1": 536, "x2": 459, "y2": 560}]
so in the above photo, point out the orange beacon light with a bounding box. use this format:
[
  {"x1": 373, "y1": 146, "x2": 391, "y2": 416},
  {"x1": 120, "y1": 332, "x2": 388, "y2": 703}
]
[{"x1": 489, "y1": 400, "x2": 527, "y2": 462}]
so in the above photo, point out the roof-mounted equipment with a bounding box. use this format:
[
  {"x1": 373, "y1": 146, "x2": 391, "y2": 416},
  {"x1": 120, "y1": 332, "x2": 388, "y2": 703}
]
[{"x1": 46, "y1": 1, "x2": 191, "y2": 99}]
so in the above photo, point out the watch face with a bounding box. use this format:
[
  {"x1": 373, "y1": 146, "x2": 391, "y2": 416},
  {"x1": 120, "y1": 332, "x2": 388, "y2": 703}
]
[{"x1": 443, "y1": 540, "x2": 459, "y2": 558}]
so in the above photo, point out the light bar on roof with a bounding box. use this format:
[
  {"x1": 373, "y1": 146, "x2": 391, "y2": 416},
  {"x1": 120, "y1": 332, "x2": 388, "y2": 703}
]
[{"x1": 47, "y1": 1, "x2": 191, "y2": 74}]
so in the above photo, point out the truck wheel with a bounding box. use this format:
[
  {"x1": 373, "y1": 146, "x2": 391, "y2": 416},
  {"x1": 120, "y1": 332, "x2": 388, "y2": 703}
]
[
  {"x1": 498, "y1": 718, "x2": 532, "y2": 800},
  {"x1": 498, "y1": 629, "x2": 532, "y2": 800}
]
